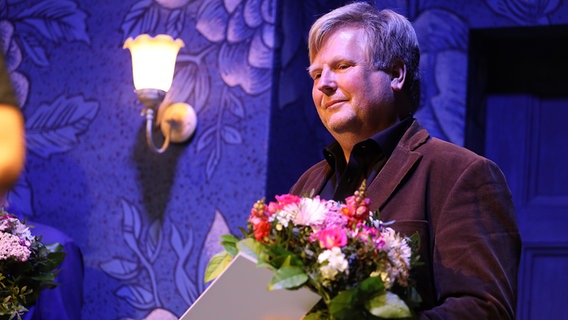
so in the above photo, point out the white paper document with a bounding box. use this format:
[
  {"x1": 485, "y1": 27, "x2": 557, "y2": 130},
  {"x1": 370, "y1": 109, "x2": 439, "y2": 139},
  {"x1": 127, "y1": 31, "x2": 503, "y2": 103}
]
[{"x1": 179, "y1": 252, "x2": 321, "y2": 320}]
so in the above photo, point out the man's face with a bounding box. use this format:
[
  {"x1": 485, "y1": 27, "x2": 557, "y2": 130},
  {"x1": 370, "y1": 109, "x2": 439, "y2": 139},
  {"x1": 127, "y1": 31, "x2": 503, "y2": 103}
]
[{"x1": 309, "y1": 26, "x2": 399, "y2": 143}]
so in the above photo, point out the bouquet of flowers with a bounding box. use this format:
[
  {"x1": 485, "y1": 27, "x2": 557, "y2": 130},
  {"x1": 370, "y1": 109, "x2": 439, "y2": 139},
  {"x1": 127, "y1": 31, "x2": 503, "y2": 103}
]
[
  {"x1": 0, "y1": 207, "x2": 65, "y2": 320},
  {"x1": 205, "y1": 182, "x2": 421, "y2": 319}
]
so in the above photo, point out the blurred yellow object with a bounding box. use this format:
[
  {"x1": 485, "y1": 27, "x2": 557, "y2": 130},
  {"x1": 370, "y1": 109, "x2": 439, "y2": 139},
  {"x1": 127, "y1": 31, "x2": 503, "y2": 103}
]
[{"x1": 0, "y1": 105, "x2": 25, "y2": 194}]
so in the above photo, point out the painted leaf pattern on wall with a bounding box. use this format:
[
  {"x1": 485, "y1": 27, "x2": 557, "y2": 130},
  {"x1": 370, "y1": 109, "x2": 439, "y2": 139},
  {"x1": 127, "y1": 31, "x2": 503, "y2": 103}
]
[
  {"x1": 9, "y1": 0, "x2": 89, "y2": 66},
  {"x1": 26, "y1": 96, "x2": 98, "y2": 158},
  {"x1": 121, "y1": 0, "x2": 160, "y2": 38},
  {"x1": 165, "y1": 49, "x2": 213, "y2": 114},
  {"x1": 0, "y1": 20, "x2": 29, "y2": 106},
  {"x1": 413, "y1": 8, "x2": 468, "y2": 145},
  {"x1": 171, "y1": 223, "x2": 199, "y2": 305},
  {"x1": 486, "y1": 0, "x2": 560, "y2": 24},
  {"x1": 17, "y1": 1, "x2": 89, "y2": 42},
  {"x1": 99, "y1": 197, "x2": 230, "y2": 317},
  {"x1": 100, "y1": 199, "x2": 164, "y2": 310},
  {"x1": 115, "y1": 285, "x2": 154, "y2": 309}
]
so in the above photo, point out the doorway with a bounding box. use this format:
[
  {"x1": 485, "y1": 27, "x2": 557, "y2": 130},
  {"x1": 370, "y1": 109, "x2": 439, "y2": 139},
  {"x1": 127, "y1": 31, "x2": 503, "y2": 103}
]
[{"x1": 466, "y1": 25, "x2": 568, "y2": 320}]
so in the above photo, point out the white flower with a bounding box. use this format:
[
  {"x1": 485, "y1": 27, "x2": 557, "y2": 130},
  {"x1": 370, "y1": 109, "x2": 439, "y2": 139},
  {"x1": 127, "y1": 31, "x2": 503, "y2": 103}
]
[
  {"x1": 0, "y1": 232, "x2": 31, "y2": 261},
  {"x1": 379, "y1": 227, "x2": 412, "y2": 287},
  {"x1": 270, "y1": 210, "x2": 293, "y2": 228},
  {"x1": 270, "y1": 197, "x2": 336, "y2": 228},
  {"x1": 14, "y1": 222, "x2": 33, "y2": 245},
  {"x1": 292, "y1": 197, "x2": 330, "y2": 226},
  {"x1": 382, "y1": 227, "x2": 411, "y2": 268},
  {"x1": 318, "y1": 247, "x2": 349, "y2": 280}
]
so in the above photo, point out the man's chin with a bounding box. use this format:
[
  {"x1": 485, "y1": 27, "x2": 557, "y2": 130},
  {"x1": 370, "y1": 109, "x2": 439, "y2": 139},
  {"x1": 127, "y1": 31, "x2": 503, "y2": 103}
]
[{"x1": 324, "y1": 116, "x2": 357, "y2": 132}]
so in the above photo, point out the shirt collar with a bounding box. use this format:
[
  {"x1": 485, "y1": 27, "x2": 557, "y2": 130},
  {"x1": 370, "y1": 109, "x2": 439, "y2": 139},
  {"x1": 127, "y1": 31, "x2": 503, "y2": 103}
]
[{"x1": 323, "y1": 116, "x2": 414, "y2": 171}]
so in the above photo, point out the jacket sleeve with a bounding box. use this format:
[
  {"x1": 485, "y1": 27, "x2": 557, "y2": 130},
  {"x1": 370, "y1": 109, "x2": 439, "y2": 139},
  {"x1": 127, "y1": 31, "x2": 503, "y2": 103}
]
[{"x1": 419, "y1": 157, "x2": 521, "y2": 320}]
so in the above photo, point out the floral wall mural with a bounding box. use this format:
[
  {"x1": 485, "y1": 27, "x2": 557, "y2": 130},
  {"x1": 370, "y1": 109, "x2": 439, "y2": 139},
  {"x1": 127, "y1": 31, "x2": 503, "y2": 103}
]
[{"x1": 1, "y1": 0, "x2": 567, "y2": 319}]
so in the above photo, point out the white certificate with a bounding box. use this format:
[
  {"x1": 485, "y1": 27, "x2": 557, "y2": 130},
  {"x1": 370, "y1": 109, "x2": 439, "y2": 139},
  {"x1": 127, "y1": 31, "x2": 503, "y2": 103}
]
[{"x1": 179, "y1": 252, "x2": 321, "y2": 320}]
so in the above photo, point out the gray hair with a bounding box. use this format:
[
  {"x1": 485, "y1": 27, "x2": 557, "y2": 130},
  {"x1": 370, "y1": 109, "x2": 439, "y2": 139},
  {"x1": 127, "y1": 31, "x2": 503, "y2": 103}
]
[{"x1": 308, "y1": 2, "x2": 421, "y2": 113}]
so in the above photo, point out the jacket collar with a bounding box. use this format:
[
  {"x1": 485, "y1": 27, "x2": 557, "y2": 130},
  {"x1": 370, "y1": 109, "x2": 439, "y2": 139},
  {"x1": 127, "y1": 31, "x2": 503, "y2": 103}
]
[{"x1": 366, "y1": 120, "x2": 430, "y2": 211}]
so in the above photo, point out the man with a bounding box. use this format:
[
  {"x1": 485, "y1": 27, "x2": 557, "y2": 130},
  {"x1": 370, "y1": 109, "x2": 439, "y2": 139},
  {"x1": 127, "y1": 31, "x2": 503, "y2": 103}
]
[{"x1": 290, "y1": 2, "x2": 521, "y2": 319}]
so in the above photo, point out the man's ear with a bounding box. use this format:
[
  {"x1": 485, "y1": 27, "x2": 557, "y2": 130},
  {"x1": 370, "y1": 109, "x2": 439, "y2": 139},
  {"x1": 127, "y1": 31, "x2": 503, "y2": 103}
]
[{"x1": 390, "y1": 59, "x2": 406, "y2": 91}]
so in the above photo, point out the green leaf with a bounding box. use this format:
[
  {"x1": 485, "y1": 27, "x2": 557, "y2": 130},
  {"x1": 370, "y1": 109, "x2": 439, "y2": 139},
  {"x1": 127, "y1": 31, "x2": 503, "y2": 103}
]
[
  {"x1": 329, "y1": 288, "x2": 360, "y2": 320},
  {"x1": 220, "y1": 234, "x2": 240, "y2": 256},
  {"x1": 358, "y1": 276, "x2": 385, "y2": 295},
  {"x1": 329, "y1": 277, "x2": 386, "y2": 320},
  {"x1": 303, "y1": 309, "x2": 328, "y2": 320},
  {"x1": 40, "y1": 252, "x2": 66, "y2": 271},
  {"x1": 407, "y1": 286, "x2": 423, "y2": 306},
  {"x1": 265, "y1": 245, "x2": 304, "y2": 269},
  {"x1": 268, "y1": 266, "x2": 307, "y2": 290},
  {"x1": 236, "y1": 238, "x2": 279, "y2": 271},
  {"x1": 280, "y1": 255, "x2": 292, "y2": 268},
  {"x1": 204, "y1": 251, "x2": 232, "y2": 283},
  {"x1": 236, "y1": 238, "x2": 263, "y2": 261},
  {"x1": 365, "y1": 291, "x2": 411, "y2": 318},
  {"x1": 45, "y1": 242, "x2": 64, "y2": 253},
  {"x1": 220, "y1": 234, "x2": 239, "y2": 243}
]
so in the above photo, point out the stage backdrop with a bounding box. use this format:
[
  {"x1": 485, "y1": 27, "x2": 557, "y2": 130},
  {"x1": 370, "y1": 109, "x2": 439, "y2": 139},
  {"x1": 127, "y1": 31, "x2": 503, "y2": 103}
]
[{"x1": 2, "y1": 0, "x2": 567, "y2": 319}]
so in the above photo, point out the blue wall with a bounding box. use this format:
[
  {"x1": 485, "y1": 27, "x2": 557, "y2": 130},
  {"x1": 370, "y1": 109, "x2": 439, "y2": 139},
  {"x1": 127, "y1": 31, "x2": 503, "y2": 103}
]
[{"x1": 2, "y1": 0, "x2": 567, "y2": 319}]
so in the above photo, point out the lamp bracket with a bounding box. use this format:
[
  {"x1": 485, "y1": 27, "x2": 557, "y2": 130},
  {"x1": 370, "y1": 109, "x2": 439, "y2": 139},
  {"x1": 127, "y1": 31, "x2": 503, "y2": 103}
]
[
  {"x1": 135, "y1": 88, "x2": 166, "y2": 111},
  {"x1": 160, "y1": 102, "x2": 197, "y2": 143},
  {"x1": 134, "y1": 89, "x2": 197, "y2": 153}
]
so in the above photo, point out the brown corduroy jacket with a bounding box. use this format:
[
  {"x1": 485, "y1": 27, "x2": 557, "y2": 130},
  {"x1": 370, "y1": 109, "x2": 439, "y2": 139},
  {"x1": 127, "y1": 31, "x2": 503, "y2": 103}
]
[{"x1": 290, "y1": 120, "x2": 522, "y2": 320}]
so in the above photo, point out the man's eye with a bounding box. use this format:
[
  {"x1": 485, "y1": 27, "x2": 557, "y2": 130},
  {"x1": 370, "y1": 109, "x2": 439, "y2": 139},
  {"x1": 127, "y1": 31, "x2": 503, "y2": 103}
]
[
  {"x1": 338, "y1": 64, "x2": 349, "y2": 70},
  {"x1": 312, "y1": 73, "x2": 321, "y2": 80}
]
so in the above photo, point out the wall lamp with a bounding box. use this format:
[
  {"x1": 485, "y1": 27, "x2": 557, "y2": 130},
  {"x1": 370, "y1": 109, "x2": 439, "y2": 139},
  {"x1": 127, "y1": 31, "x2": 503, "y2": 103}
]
[{"x1": 124, "y1": 34, "x2": 197, "y2": 153}]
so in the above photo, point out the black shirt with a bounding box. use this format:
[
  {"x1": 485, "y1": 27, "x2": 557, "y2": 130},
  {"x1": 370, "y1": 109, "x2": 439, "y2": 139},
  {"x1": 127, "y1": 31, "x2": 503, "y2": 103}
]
[{"x1": 320, "y1": 117, "x2": 413, "y2": 201}]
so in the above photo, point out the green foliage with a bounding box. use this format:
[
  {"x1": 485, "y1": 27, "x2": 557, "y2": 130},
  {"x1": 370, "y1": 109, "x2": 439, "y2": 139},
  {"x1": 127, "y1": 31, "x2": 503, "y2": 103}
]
[
  {"x1": 203, "y1": 251, "x2": 232, "y2": 283},
  {"x1": 328, "y1": 276, "x2": 385, "y2": 319},
  {"x1": 365, "y1": 291, "x2": 412, "y2": 318},
  {"x1": 0, "y1": 241, "x2": 65, "y2": 320},
  {"x1": 268, "y1": 265, "x2": 307, "y2": 290},
  {"x1": 220, "y1": 234, "x2": 239, "y2": 256}
]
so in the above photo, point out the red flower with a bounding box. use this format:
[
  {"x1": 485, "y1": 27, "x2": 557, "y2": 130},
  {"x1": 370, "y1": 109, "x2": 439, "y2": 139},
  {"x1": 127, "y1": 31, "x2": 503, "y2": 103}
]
[{"x1": 253, "y1": 220, "x2": 272, "y2": 242}]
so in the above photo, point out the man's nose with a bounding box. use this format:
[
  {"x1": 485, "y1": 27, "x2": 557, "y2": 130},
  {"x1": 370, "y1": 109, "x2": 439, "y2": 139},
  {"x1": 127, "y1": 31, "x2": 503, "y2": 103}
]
[{"x1": 317, "y1": 68, "x2": 336, "y2": 95}]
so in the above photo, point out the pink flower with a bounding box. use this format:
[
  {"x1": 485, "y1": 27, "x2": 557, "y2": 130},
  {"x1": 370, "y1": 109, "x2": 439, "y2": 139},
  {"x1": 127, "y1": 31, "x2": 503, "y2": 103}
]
[
  {"x1": 321, "y1": 209, "x2": 348, "y2": 230},
  {"x1": 341, "y1": 195, "x2": 371, "y2": 226},
  {"x1": 354, "y1": 225, "x2": 380, "y2": 243},
  {"x1": 314, "y1": 227, "x2": 348, "y2": 250},
  {"x1": 275, "y1": 194, "x2": 300, "y2": 207},
  {"x1": 249, "y1": 200, "x2": 268, "y2": 220},
  {"x1": 267, "y1": 201, "x2": 281, "y2": 214},
  {"x1": 266, "y1": 194, "x2": 300, "y2": 215}
]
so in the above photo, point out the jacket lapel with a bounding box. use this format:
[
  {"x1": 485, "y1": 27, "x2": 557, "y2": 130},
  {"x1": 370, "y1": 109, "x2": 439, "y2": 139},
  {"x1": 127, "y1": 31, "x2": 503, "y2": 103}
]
[{"x1": 367, "y1": 121, "x2": 430, "y2": 210}]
